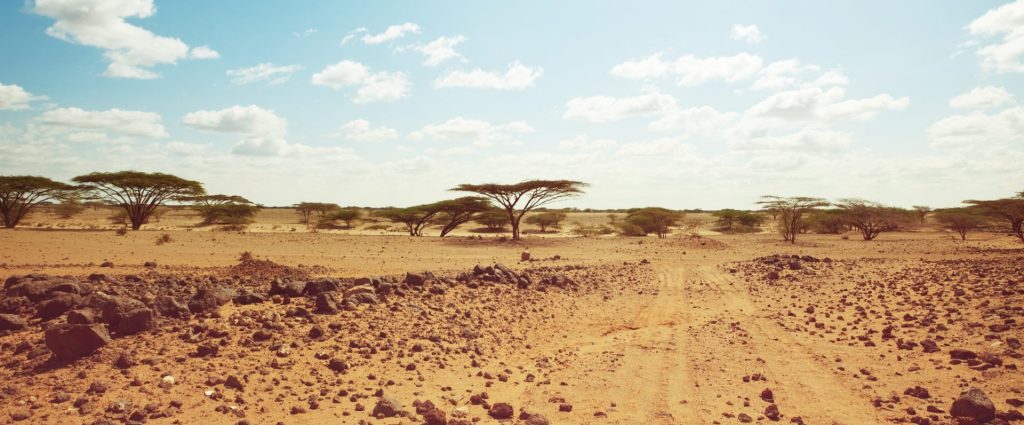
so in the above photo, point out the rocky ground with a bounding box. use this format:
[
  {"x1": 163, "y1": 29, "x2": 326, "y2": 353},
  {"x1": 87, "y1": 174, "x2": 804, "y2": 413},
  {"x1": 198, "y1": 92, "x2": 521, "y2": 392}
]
[{"x1": 0, "y1": 230, "x2": 1022, "y2": 424}]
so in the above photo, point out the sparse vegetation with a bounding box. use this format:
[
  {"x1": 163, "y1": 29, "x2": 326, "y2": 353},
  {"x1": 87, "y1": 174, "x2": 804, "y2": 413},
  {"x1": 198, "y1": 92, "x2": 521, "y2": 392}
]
[
  {"x1": 73, "y1": 171, "x2": 204, "y2": 230},
  {"x1": 452, "y1": 180, "x2": 587, "y2": 240},
  {"x1": 474, "y1": 209, "x2": 510, "y2": 231},
  {"x1": 622, "y1": 207, "x2": 684, "y2": 238},
  {"x1": 934, "y1": 208, "x2": 987, "y2": 240},
  {"x1": 294, "y1": 202, "x2": 341, "y2": 227},
  {"x1": 0, "y1": 176, "x2": 79, "y2": 228},
  {"x1": 965, "y1": 192, "x2": 1024, "y2": 244},
  {"x1": 758, "y1": 196, "x2": 830, "y2": 244},
  {"x1": 834, "y1": 199, "x2": 911, "y2": 241},
  {"x1": 525, "y1": 211, "x2": 567, "y2": 232}
]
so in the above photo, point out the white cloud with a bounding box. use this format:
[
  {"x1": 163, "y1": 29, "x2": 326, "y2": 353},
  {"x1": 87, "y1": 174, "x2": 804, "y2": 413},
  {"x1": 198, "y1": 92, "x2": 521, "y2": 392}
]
[
  {"x1": 648, "y1": 106, "x2": 740, "y2": 134},
  {"x1": 563, "y1": 92, "x2": 677, "y2": 123},
  {"x1": 39, "y1": 107, "x2": 168, "y2": 138},
  {"x1": 731, "y1": 128, "x2": 852, "y2": 152},
  {"x1": 0, "y1": 83, "x2": 44, "y2": 110},
  {"x1": 293, "y1": 28, "x2": 317, "y2": 38},
  {"x1": 182, "y1": 105, "x2": 306, "y2": 156},
  {"x1": 227, "y1": 63, "x2": 303, "y2": 85},
  {"x1": 32, "y1": 0, "x2": 217, "y2": 79},
  {"x1": 949, "y1": 85, "x2": 1015, "y2": 109},
  {"x1": 341, "y1": 28, "x2": 367, "y2": 46},
  {"x1": 751, "y1": 59, "x2": 821, "y2": 91},
  {"x1": 434, "y1": 61, "x2": 543, "y2": 90},
  {"x1": 311, "y1": 60, "x2": 411, "y2": 103},
  {"x1": 967, "y1": 0, "x2": 1024, "y2": 73},
  {"x1": 558, "y1": 135, "x2": 617, "y2": 150},
  {"x1": 338, "y1": 119, "x2": 398, "y2": 142},
  {"x1": 611, "y1": 53, "x2": 763, "y2": 86},
  {"x1": 731, "y1": 24, "x2": 765, "y2": 44},
  {"x1": 610, "y1": 54, "x2": 671, "y2": 79},
  {"x1": 410, "y1": 117, "x2": 533, "y2": 147},
  {"x1": 362, "y1": 22, "x2": 420, "y2": 45},
  {"x1": 747, "y1": 86, "x2": 908, "y2": 122},
  {"x1": 409, "y1": 35, "x2": 466, "y2": 66},
  {"x1": 189, "y1": 46, "x2": 220, "y2": 59},
  {"x1": 616, "y1": 138, "x2": 694, "y2": 157},
  {"x1": 928, "y1": 106, "x2": 1024, "y2": 147}
]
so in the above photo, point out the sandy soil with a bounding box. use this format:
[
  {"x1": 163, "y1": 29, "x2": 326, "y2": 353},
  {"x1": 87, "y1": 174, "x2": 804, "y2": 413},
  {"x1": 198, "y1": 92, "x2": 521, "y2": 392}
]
[{"x1": 0, "y1": 217, "x2": 1021, "y2": 425}]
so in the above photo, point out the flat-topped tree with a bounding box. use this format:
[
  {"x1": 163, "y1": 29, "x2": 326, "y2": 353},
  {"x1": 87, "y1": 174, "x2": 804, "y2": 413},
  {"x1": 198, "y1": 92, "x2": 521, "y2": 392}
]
[
  {"x1": 965, "y1": 194, "x2": 1024, "y2": 243},
  {"x1": 73, "y1": 171, "x2": 204, "y2": 230},
  {"x1": 911, "y1": 206, "x2": 931, "y2": 225},
  {"x1": 834, "y1": 199, "x2": 910, "y2": 241},
  {"x1": 294, "y1": 202, "x2": 340, "y2": 226},
  {"x1": 0, "y1": 176, "x2": 78, "y2": 228},
  {"x1": 182, "y1": 195, "x2": 255, "y2": 226},
  {"x1": 434, "y1": 197, "x2": 492, "y2": 237},
  {"x1": 452, "y1": 180, "x2": 587, "y2": 240},
  {"x1": 376, "y1": 206, "x2": 440, "y2": 236},
  {"x1": 758, "y1": 195, "x2": 830, "y2": 244}
]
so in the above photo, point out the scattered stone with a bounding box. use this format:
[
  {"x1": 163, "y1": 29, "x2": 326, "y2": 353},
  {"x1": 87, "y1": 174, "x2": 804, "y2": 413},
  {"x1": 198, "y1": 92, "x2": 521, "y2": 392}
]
[
  {"x1": 950, "y1": 388, "x2": 995, "y2": 423},
  {"x1": 44, "y1": 324, "x2": 111, "y2": 359}
]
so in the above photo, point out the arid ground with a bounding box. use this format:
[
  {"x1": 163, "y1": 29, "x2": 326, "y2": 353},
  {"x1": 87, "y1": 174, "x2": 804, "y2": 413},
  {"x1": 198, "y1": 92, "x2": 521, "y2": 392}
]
[{"x1": 1, "y1": 211, "x2": 1022, "y2": 425}]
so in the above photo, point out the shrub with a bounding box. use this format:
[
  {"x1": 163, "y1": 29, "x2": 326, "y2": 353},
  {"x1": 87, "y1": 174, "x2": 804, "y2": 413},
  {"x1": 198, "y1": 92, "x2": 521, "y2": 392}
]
[{"x1": 525, "y1": 211, "x2": 567, "y2": 232}]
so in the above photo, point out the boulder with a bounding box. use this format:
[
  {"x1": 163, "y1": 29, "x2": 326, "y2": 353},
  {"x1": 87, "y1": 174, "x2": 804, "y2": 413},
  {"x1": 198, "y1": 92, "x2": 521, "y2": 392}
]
[
  {"x1": 232, "y1": 290, "x2": 266, "y2": 305},
  {"x1": 0, "y1": 313, "x2": 27, "y2": 331},
  {"x1": 372, "y1": 395, "x2": 404, "y2": 418},
  {"x1": 152, "y1": 295, "x2": 190, "y2": 319},
  {"x1": 188, "y1": 286, "x2": 235, "y2": 313},
  {"x1": 315, "y1": 292, "x2": 342, "y2": 314},
  {"x1": 269, "y1": 279, "x2": 306, "y2": 297},
  {"x1": 98, "y1": 295, "x2": 147, "y2": 328},
  {"x1": 488, "y1": 403, "x2": 514, "y2": 419},
  {"x1": 111, "y1": 308, "x2": 154, "y2": 335},
  {"x1": 404, "y1": 273, "x2": 426, "y2": 286},
  {"x1": 951, "y1": 388, "x2": 995, "y2": 423},
  {"x1": 344, "y1": 285, "x2": 378, "y2": 304},
  {"x1": 303, "y1": 279, "x2": 340, "y2": 296},
  {"x1": 37, "y1": 294, "x2": 82, "y2": 321},
  {"x1": 45, "y1": 324, "x2": 111, "y2": 359},
  {"x1": 66, "y1": 308, "x2": 98, "y2": 324}
]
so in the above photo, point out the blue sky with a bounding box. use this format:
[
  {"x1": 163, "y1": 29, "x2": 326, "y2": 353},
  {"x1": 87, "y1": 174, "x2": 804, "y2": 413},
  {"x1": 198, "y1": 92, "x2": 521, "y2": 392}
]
[{"x1": 1, "y1": 0, "x2": 1022, "y2": 209}]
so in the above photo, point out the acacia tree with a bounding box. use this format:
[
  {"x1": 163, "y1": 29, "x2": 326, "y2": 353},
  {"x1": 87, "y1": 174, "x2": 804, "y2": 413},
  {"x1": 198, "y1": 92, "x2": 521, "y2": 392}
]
[
  {"x1": 376, "y1": 206, "x2": 440, "y2": 236},
  {"x1": 912, "y1": 206, "x2": 931, "y2": 225},
  {"x1": 834, "y1": 199, "x2": 909, "y2": 241},
  {"x1": 0, "y1": 176, "x2": 79, "y2": 228},
  {"x1": 73, "y1": 171, "x2": 204, "y2": 230},
  {"x1": 757, "y1": 196, "x2": 830, "y2": 244},
  {"x1": 452, "y1": 180, "x2": 587, "y2": 240},
  {"x1": 624, "y1": 207, "x2": 684, "y2": 238},
  {"x1": 525, "y1": 211, "x2": 568, "y2": 232},
  {"x1": 325, "y1": 209, "x2": 362, "y2": 229},
  {"x1": 965, "y1": 193, "x2": 1024, "y2": 243},
  {"x1": 182, "y1": 195, "x2": 256, "y2": 226},
  {"x1": 434, "y1": 197, "x2": 492, "y2": 237},
  {"x1": 934, "y1": 208, "x2": 987, "y2": 240},
  {"x1": 295, "y1": 202, "x2": 340, "y2": 226},
  {"x1": 475, "y1": 209, "x2": 510, "y2": 231}
]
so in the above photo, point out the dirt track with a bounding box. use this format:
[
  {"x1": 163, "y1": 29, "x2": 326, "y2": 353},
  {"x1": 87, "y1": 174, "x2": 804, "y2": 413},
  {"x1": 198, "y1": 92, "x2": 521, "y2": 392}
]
[{"x1": 1, "y1": 225, "x2": 1022, "y2": 424}]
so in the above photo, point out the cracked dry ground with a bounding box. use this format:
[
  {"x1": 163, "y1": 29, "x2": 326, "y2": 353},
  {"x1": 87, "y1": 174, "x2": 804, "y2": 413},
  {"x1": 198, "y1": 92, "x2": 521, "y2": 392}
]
[{"x1": 0, "y1": 233, "x2": 1022, "y2": 425}]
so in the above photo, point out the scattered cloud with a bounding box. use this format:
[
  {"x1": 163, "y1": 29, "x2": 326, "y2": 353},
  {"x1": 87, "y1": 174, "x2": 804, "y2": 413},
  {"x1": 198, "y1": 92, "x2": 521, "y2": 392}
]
[
  {"x1": 362, "y1": 22, "x2": 420, "y2": 45},
  {"x1": 182, "y1": 105, "x2": 299, "y2": 156},
  {"x1": 967, "y1": 0, "x2": 1024, "y2": 73},
  {"x1": 949, "y1": 85, "x2": 1015, "y2": 109},
  {"x1": 747, "y1": 86, "x2": 909, "y2": 122},
  {"x1": 928, "y1": 106, "x2": 1024, "y2": 147},
  {"x1": 341, "y1": 28, "x2": 368, "y2": 46},
  {"x1": 0, "y1": 83, "x2": 45, "y2": 110},
  {"x1": 731, "y1": 24, "x2": 765, "y2": 44},
  {"x1": 39, "y1": 107, "x2": 168, "y2": 138},
  {"x1": 731, "y1": 128, "x2": 852, "y2": 152},
  {"x1": 408, "y1": 35, "x2": 466, "y2": 66},
  {"x1": 411, "y1": 117, "x2": 533, "y2": 147},
  {"x1": 311, "y1": 60, "x2": 411, "y2": 103},
  {"x1": 611, "y1": 53, "x2": 763, "y2": 86},
  {"x1": 434, "y1": 61, "x2": 543, "y2": 90},
  {"x1": 563, "y1": 92, "x2": 677, "y2": 123},
  {"x1": 31, "y1": 0, "x2": 217, "y2": 79},
  {"x1": 227, "y1": 63, "x2": 303, "y2": 85},
  {"x1": 558, "y1": 135, "x2": 617, "y2": 150},
  {"x1": 337, "y1": 119, "x2": 398, "y2": 142},
  {"x1": 751, "y1": 59, "x2": 821, "y2": 91},
  {"x1": 293, "y1": 28, "x2": 317, "y2": 38}
]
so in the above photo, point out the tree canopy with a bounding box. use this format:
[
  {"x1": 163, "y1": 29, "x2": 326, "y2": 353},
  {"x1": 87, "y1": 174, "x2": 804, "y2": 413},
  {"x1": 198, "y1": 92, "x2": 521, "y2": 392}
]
[
  {"x1": 0, "y1": 176, "x2": 79, "y2": 228},
  {"x1": 624, "y1": 207, "x2": 684, "y2": 238},
  {"x1": 758, "y1": 196, "x2": 830, "y2": 244},
  {"x1": 965, "y1": 194, "x2": 1024, "y2": 243},
  {"x1": 73, "y1": 171, "x2": 204, "y2": 230},
  {"x1": 834, "y1": 199, "x2": 910, "y2": 241},
  {"x1": 934, "y1": 208, "x2": 987, "y2": 240},
  {"x1": 452, "y1": 180, "x2": 587, "y2": 240},
  {"x1": 525, "y1": 211, "x2": 568, "y2": 232},
  {"x1": 432, "y1": 197, "x2": 492, "y2": 237}
]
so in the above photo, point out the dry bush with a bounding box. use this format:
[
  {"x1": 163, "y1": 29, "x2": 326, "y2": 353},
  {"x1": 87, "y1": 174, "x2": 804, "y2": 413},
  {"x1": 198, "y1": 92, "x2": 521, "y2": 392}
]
[{"x1": 155, "y1": 233, "x2": 172, "y2": 245}]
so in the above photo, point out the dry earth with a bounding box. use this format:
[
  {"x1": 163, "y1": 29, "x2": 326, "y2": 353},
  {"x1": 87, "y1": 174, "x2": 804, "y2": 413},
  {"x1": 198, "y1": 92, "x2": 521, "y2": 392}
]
[{"x1": 0, "y1": 213, "x2": 1022, "y2": 425}]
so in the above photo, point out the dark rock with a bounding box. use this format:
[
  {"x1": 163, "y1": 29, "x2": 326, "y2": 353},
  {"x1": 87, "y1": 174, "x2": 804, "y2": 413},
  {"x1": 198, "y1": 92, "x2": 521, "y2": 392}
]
[
  {"x1": 422, "y1": 407, "x2": 446, "y2": 425},
  {"x1": 112, "y1": 308, "x2": 154, "y2": 335},
  {"x1": 67, "y1": 308, "x2": 98, "y2": 324},
  {"x1": 950, "y1": 388, "x2": 995, "y2": 423},
  {"x1": 232, "y1": 290, "x2": 266, "y2": 305},
  {"x1": 302, "y1": 279, "x2": 340, "y2": 296},
  {"x1": 950, "y1": 349, "x2": 978, "y2": 360},
  {"x1": 488, "y1": 403, "x2": 514, "y2": 419},
  {"x1": 343, "y1": 286, "x2": 377, "y2": 304},
  {"x1": 0, "y1": 313, "x2": 27, "y2": 331},
  {"x1": 44, "y1": 324, "x2": 111, "y2": 359},
  {"x1": 920, "y1": 339, "x2": 940, "y2": 353},
  {"x1": 269, "y1": 279, "x2": 306, "y2": 297},
  {"x1": 152, "y1": 295, "x2": 189, "y2": 319},
  {"x1": 372, "y1": 395, "x2": 403, "y2": 417},
  {"x1": 188, "y1": 286, "x2": 235, "y2": 313},
  {"x1": 764, "y1": 404, "x2": 781, "y2": 421},
  {"x1": 315, "y1": 292, "x2": 342, "y2": 314}
]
